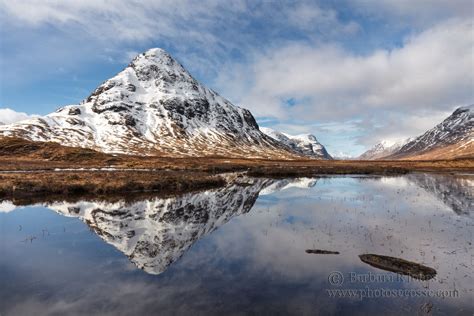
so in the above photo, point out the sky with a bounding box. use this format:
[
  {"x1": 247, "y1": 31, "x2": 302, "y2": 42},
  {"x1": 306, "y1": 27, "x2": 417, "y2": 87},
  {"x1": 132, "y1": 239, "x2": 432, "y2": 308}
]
[{"x1": 0, "y1": 0, "x2": 472, "y2": 156}]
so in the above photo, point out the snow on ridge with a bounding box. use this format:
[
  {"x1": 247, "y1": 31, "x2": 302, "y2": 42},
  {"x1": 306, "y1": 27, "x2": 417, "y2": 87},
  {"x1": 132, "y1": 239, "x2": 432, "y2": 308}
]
[{"x1": 457, "y1": 104, "x2": 473, "y2": 112}]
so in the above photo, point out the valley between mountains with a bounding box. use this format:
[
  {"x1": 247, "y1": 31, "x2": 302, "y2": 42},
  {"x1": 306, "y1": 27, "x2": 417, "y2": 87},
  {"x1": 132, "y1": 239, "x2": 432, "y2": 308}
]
[{"x1": 0, "y1": 48, "x2": 472, "y2": 199}]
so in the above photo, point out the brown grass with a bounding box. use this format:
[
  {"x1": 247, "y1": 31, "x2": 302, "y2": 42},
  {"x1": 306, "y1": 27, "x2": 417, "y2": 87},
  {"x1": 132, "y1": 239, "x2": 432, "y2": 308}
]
[
  {"x1": 1, "y1": 137, "x2": 473, "y2": 171},
  {"x1": 0, "y1": 170, "x2": 225, "y2": 200},
  {"x1": 399, "y1": 140, "x2": 474, "y2": 160},
  {"x1": 1, "y1": 136, "x2": 473, "y2": 199}
]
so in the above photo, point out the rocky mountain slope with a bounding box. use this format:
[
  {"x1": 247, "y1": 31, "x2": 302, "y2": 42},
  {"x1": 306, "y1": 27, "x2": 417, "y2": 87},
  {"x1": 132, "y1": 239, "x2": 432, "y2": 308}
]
[
  {"x1": 0, "y1": 48, "x2": 300, "y2": 159},
  {"x1": 391, "y1": 105, "x2": 473, "y2": 159},
  {"x1": 260, "y1": 127, "x2": 332, "y2": 159},
  {"x1": 361, "y1": 105, "x2": 473, "y2": 160},
  {"x1": 359, "y1": 138, "x2": 412, "y2": 160}
]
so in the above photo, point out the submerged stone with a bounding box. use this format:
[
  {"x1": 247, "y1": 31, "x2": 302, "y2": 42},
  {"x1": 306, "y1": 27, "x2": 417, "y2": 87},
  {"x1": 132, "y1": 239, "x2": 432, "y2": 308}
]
[{"x1": 359, "y1": 254, "x2": 437, "y2": 280}]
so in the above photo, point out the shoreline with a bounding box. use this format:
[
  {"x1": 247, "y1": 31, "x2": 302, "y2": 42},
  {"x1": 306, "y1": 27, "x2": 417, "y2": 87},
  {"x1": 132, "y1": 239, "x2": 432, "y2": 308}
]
[
  {"x1": 1, "y1": 163, "x2": 472, "y2": 202},
  {"x1": 1, "y1": 136, "x2": 472, "y2": 200}
]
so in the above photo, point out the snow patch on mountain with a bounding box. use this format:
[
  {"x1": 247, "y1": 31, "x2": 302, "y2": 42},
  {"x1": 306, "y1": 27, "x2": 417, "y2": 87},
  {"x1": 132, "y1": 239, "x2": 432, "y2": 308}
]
[{"x1": 260, "y1": 127, "x2": 332, "y2": 159}]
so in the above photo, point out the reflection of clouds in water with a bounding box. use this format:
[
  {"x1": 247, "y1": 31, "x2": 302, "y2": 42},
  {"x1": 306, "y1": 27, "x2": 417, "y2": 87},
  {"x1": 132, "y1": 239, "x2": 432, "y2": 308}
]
[
  {"x1": 377, "y1": 175, "x2": 411, "y2": 187},
  {"x1": 0, "y1": 201, "x2": 17, "y2": 213},
  {"x1": 2, "y1": 174, "x2": 473, "y2": 314},
  {"x1": 5, "y1": 278, "x2": 211, "y2": 316},
  {"x1": 210, "y1": 175, "x2": 473, "y2": 302}
]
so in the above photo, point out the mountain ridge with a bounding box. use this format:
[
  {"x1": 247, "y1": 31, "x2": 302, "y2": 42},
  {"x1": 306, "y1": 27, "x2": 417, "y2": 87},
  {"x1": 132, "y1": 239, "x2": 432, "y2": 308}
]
[
  {"x1": 360, "y1": 105, "x2": 473, "y2": 160},
  {"x1": 390, "y1": 105, "x2": 473, "y2": 159}
]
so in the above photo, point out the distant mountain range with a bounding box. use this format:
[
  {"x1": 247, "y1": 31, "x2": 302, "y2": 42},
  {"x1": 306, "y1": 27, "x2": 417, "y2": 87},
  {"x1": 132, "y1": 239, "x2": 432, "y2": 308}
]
[
  {"x1": 0, "y1": 48, "x2": 330, "y2": 160},
  {"x1": 260, "y1": 127, "x2": 332, "y2": 159},
  {"x1": 360, "y1": 105, "x2": 473, "y2": 160}
]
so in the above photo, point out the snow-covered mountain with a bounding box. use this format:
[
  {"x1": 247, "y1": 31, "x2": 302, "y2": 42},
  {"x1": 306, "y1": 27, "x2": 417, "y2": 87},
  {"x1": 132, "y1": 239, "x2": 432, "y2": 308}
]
[
  {"x1": 358, "y1": 138, "x2": 412, "y2": 160},
  {"x1": 0, "y1": 48, "x2": 300, "y2": 159},
  {"x1": 360, "y1": 105, "x2": 473, "y2": 160},
  {"x1": 331, "y1": 151, "x2": 353, "y2": 160},
  {"x1": 390, "y1": 105, "x2": 473, "y2": 159},
  {"x1": 260, "y1": 127, "x2": 332, "y2": 159}
]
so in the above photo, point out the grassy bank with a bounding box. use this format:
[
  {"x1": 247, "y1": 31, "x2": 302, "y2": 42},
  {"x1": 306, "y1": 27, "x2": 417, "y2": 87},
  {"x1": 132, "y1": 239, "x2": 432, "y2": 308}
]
[
  {"x1": 0, "y1": 170, "x2": 226, "y2": 201},
  {"x1": 0, "y1": 137, "x2": 473, "y2": 200}
]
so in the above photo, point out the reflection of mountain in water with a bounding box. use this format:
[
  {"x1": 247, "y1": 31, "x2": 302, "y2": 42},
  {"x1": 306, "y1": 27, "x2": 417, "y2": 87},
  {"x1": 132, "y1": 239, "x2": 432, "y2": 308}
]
[
  {"x1": 47, "y1": 177, "x2": 315, "y2": 275},
  {"x1": 407, "y1": 173, "x2": 473, "y2": 216},
  {"x1": 259, "y1": 177, "x2": 318, "y2": 195}
]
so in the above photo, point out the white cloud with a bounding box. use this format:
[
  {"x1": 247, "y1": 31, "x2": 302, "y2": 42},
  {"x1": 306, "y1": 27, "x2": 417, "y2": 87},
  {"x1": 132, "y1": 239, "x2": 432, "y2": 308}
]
[
  {"x1": 287, "y1": 3, "x2": 360, "y2": 36},
  {"x1": 0, "y1": 1, "x2": 353, "y2": 48},
  {"x1": 215, "y1": 18, "x2": 473, "y2": 150},
  {"x1": 0, "y1": 1, "x2": 356, "y2": 81},
  {"x1": 354, "y1": 111, "x2": 451, "y2": 147},
  {"x1": 0, "y1": 108, "x2": 37, "y2": 125}
]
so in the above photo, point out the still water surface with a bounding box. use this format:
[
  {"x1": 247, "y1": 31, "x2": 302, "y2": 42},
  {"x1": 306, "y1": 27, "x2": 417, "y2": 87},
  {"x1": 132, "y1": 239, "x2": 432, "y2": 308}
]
[{"x1": 1, "y1": 173, "x2": 473, "y2": 315}]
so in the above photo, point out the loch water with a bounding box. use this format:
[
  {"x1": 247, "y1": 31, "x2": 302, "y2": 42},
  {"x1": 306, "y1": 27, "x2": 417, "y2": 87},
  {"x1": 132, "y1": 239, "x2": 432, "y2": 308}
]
[{"x1": 0, "y1": 173, "x2": 473, "y2": 315}]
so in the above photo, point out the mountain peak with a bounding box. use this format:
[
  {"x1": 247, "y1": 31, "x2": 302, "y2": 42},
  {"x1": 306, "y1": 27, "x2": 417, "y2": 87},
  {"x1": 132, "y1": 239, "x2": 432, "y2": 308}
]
[
  {"x1": 132, "y1": 48, "x2": 176, "y2": 66},
  {"x1": 144, "y1": 47, "x2": 169, "y2": 56},
  {"x1": 126, "y1": 48, "x2": 194, "y2": 86},
  {"x1": 453, "y1": 104, "x2": 474, "y2": 115}
]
